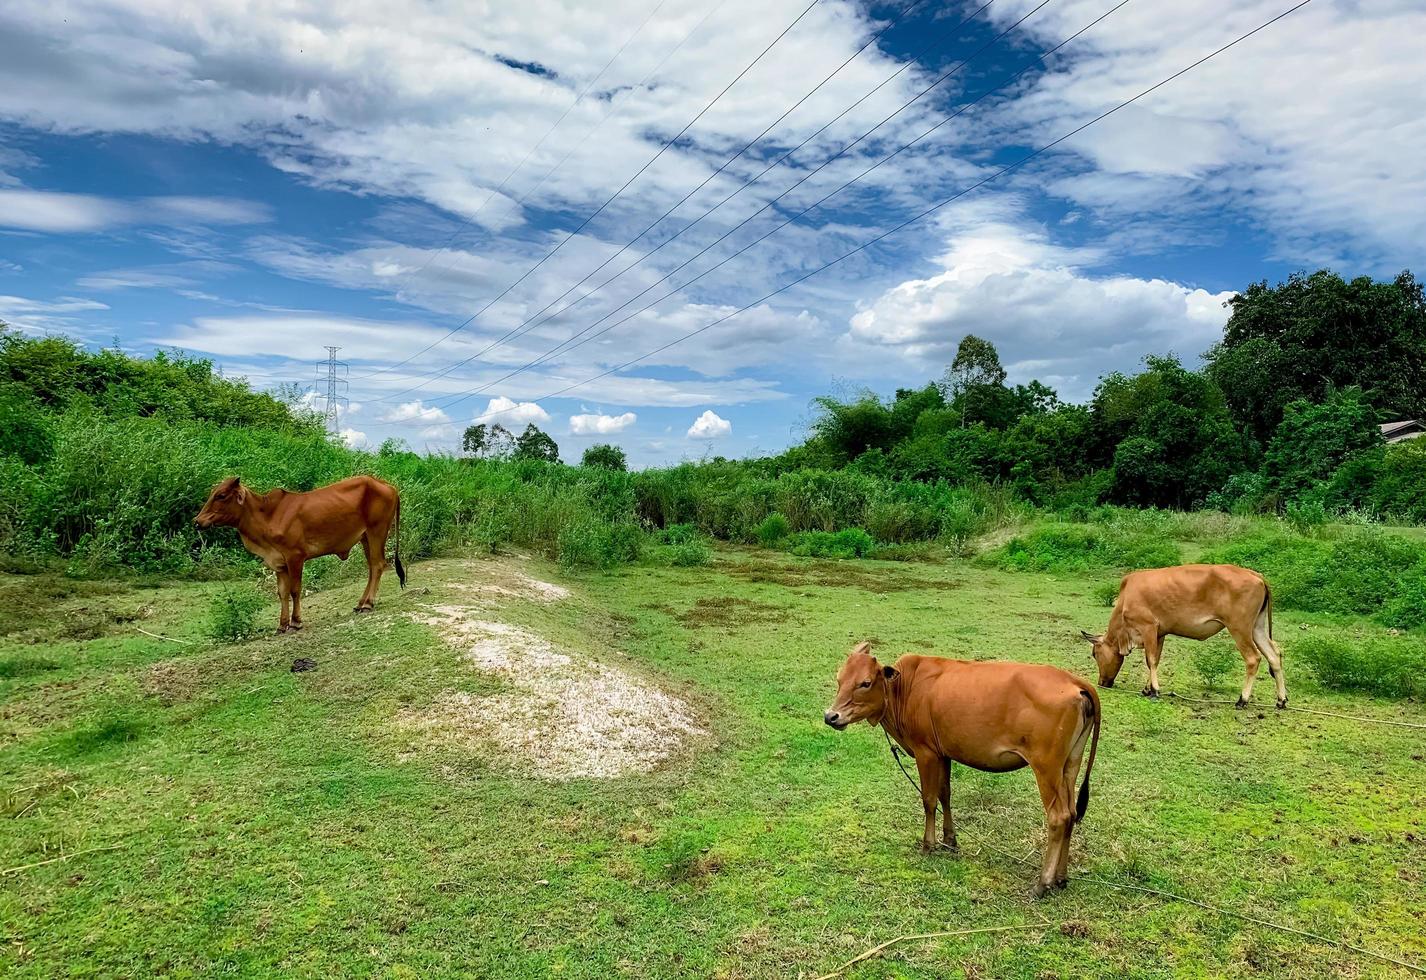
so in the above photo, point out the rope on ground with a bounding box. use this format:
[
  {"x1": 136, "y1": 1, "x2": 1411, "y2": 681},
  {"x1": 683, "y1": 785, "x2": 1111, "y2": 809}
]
[
  {"x1": 135, "y1": 627, "x2": 195, "y2": 645},
  {"x1": 1, "y1": 843, "x2": 127, "y2": 877},
  {"x1": 962, "y1": 829, "x2": 1426, "y2": 977},
  {"x1": 811, "y1": 922, "x2": 1051, "y2": 980}
]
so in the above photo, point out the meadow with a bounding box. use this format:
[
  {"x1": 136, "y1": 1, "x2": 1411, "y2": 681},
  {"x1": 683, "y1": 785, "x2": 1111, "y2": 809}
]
[{"x1": 2, "y1": 533, "x2": 1423, "y2": 978}]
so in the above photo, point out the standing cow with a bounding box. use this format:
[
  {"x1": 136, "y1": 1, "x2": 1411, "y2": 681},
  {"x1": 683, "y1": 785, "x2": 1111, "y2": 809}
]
[
  {"x1": 1081, "y1": 563, "x2": 1286, "y2": 708},
  {"x1": 194, "y1": 475, "x2": 405, "y2": 633},
  {"x1": 824, "y1": 642, "x2": 1101, "y2": 897}
]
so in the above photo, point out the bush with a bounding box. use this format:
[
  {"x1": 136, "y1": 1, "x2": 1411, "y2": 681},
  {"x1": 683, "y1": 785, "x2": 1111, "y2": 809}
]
[
  {"x1": 1296, "y1": 634, "x2": 1426, "y2": 699},
  {"x1": 989, "y1": 524, "x2": 1180, "y2": 573},
  {"x1": 787, "y1": 527, "x2": 876, "y2": 559},
  {"x1": 206, "y1": 583, "x2": 268, "y2": 642},
  {"x1": 754, "y1": 512, "x2": 791, "y2": 548},
  {"x1": 1091, "y1": 580, "x2": 1121, "y2": 607},
  {"x1": 665, "y1": 540, "x2": 712, "y2": 567},
  {"x1": 581, "y1": 444, "x2": 627, "y2": 471},
  {"x1": 1283, "y1": 498, "x2": 1329, "y2": 533},
  {"x1": 1380, "y1": 569, "x2": 1426, "y2": 631},
  {"x1": 655, "y1": 523, "x2": 700, "y2": 546},
  {"x1": 1189, "y1": 644, "x2": 1240, "y2": 693},
  {"x1": 557, "y1": 519, "x2": 643, "y2": 570}
]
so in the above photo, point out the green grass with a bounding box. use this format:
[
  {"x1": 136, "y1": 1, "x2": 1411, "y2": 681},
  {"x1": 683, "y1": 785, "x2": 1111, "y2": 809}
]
[{"x1": 1, "y1": 550, "x2": 1423, "y2": 977}]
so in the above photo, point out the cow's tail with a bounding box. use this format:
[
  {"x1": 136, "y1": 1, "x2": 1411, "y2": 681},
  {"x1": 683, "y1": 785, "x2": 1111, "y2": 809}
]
[
  {"x1": 1262, "y1": 580, "x2": 1274, "y2": 640},
  {"x1": 392, "y1": 493, "x2": 407, "y2": 588},
  {"x1": 1075, "y1": 686, "x2": 1101, "y2": 823}
]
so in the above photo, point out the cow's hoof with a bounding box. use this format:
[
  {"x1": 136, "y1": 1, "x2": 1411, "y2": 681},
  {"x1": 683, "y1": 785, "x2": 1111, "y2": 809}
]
[
  {"x1": 1276, "y1": 698, "x2": 1288, "y2": 710},
  {"x1": 1030, "y1": 881, "x2": 1050, "y2": 900},
  {"x1": 353, "y1": 605, "x2": 372, "y2": 614},
  {"x1": 1140, "y1": 686, "x2": 1159, "y2": 699},
  {"x1": 277, "y1": 625, "x2": 291, "y2": 634},
  {"x1": 1235, "y1": 697, "x2": 1249, "y2": 709},
  {"x1": 944, "y1": 839, "x2": 959, "y2": 855}
]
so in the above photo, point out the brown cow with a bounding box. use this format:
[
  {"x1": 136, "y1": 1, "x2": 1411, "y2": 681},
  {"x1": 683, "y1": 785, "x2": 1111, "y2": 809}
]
[
  {"x1": 1081, "y1": 563, "x2": 1287, "y2": 708},
  {"x1": 194, "y1": 475, "x2": 405, "y2": 632},
  {"x1": 824, "y1": 642, "x2": 1101, "y2": 897}
]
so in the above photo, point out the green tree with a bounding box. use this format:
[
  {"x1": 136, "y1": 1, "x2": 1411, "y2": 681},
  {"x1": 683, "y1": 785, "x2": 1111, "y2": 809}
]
[
  {"x1": 1263, "y1": 388, "x2": 1383, "y2": 499},
  {"x1": 513, "y1": 423, "x2": 560, "y2": 462},
  {"x1": 461, "y1": 422, "x2": 513, "y2": 458},
  {"x1": 581, "y1": 443, "x2": 628, "y2": 471},
  {"x1": 1091, "y1": 355, "x2": 1250, "y2": 508},
  {"x1": 1205, "y1": 270, "x2": 1426, "y2": 443}
]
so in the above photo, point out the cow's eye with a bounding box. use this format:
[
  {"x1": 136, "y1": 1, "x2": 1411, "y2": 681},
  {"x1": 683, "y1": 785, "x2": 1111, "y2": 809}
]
[{"x1": 858, "y1": 680, "x2": 872, "y2": 689}]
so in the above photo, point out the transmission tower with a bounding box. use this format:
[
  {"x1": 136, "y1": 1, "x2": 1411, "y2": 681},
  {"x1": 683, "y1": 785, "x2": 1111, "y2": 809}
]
[{"x1": 313, "y1": 346, "x2": 349, "y2": 435}]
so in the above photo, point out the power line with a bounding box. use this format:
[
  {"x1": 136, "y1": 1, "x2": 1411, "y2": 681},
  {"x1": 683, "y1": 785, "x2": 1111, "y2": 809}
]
[
  {"x1": 388, "y1": 0, "x2": 1315, "y2": 430},
  {"x1": 353, "y1": 0, "x2": 825, "y2": 382},
  {"x1": 370, "y1": 0, "x2": 949, "y2": 403},
  {"x1": 394, "y1": 0, "x2": 1063, "y2": 415}
]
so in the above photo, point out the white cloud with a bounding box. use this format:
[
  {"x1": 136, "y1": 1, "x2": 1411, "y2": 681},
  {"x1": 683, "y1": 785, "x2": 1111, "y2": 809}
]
[
  {"x1": 846, "y1": 216, "x2": 1232, "y2": 400},
  {"x1": 687, "y1": 409, "x2": 731, "y2": 439},
  {"x1": 569, "y1": 411, "x2": 636, "y2": 435},
  {"x1": 339, "y1": 427, "x2": 368, "y2": 448},
  {"x1": 477, "y1": 395, "x2": 549, "y2": 426},
  {"x1": 0, "y1": 190, "x2": 269, "y2": 233},
  {"x1": 0, "y1": 293, "x2": 111, "y2": 335},
  {"x1": 382, "y1": 399, "x2": 450, "y2": 424}
]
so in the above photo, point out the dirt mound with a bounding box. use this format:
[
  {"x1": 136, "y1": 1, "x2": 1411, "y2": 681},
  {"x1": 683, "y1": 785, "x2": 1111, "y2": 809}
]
[
  {"x1": 448, "y1": 569, "x2": 570, "y2": 603},
  {"x1": 399, "y1": 606, "x2": 703, "y2": 780}
]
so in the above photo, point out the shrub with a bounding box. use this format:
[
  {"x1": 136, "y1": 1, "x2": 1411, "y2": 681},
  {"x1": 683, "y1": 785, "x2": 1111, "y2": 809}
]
[
  {"x1": 206, "y1": 583, "x2": 268, "y2": 642},
  {"x1": 754, "y1": 512, "x2": 791, "y2": 548},
  {"x1": 989, "y1": 524, "x2": 1180, "y2": 573},
  {"x1": 787, "y1": 527, "x2": 876, "y2": 559},
  {"x1": 1380, "y1": 569, "x2": 1426, "y2": 631},
  {"x1": 665, "y1": 540, "x2": 712, "y2": 567},
  {"x1": 557, "y1": 519, "x2": 643, "y2": 570},
  {"x1": 1091, "y1": 580, "x2": 1121, "y2": 607},
  {"x1": 655, "y1": 523, "x2": 700, "y2": 546},
  {"x1": 1283, "y1": 498, "x2": 1329, "y2": 533},
  {"x1": 1189, "y1": 644, "x2": 1240, "y2": 693},
  {"x1": 581, "y1": 444, "x2": 627, "y2": 471},
  {"x1": 1296, "y1": 634, "x2": 1426, "y2": 700}
]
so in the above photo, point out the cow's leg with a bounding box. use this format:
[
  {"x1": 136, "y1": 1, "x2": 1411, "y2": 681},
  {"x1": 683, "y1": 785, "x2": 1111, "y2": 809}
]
[
  {"x1": 287, "y1": 557, "x2": 305, "y2": 629},
  {"x1": 276, "y1": 569, "x2": 293, "y2": 633},
  {"x1": 354, "y1": 534, "x2": 378, "y2": 613},
  {"x1": 914, "y1": 753, "x2": 946, "y2": 853},
  {"x1": 1141, "y1": 630, "x2": 1163, "y2": 698},
  {"x1": 1253, "y1": 615, "x2": 1288, "y2": 709},
  {"x1": 1030, "y1": 762, "x2": 1073, "y2": 898},
  {"x1": 1055, "y1": 717, "x2": 1093, "y2": 886},
  {"x1": 938, "y1": 761, "x2": 958, "y2": 852},
  {"x1": 358, "y1": 525, "x2": 389, "y2": 612},
  {"x1": 1229, "y1": 628, "x2": 1263, "y2": 707}
]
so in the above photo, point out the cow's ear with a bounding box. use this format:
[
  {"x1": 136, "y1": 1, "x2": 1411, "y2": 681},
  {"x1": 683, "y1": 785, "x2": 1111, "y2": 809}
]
[
  {"x1": 881, "y1": 664, "x2": 899, "y2": 681},
  {"x1": 1080, "y1": 630, "x2": 1100, "y2": 643},
  {"x1": 235, "y1": 483, "x2": 247, "y2": 505}
]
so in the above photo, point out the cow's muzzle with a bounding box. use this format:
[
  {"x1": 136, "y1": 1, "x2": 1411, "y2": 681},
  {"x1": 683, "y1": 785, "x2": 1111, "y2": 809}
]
[{"x1": 823, "y1": 710, "x2": 849, "y2": 731}]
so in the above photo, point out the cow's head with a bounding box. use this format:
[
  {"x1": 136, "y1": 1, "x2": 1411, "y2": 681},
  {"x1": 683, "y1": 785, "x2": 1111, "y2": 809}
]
[
  {"x1": 824, "y1": 641, "x2": 898, "y2": 730},
  {"x1": 194, "y1": 476, "x2": 247, "y2": 529},
  {"x1": 1080, "y1": 629, "x2": 1126, "y2": 687}
]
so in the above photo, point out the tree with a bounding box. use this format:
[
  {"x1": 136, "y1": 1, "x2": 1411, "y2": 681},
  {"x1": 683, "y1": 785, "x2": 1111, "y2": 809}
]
[
  {"x1": 581, "y1": 443, "x2": 628, "y2": 470},
  {"x1": 513, "y1": 423, "x2": 560, "y2": 462},
  {"x1": 1263, "y1": 388, "x2": 1383, "y2": 499},
  {"x1": 1091, "y1": 355, "x2": 1250, "y2": 508},
  {"x1": 1205, "y1": 270, "x2": 1426, "y2": 443},
  {"x1": 941, "y1": 335, "x2": 1016, "y2": 428},
  {"x1": 462, "y1": 422, "x2": 513, "y2": 458}
]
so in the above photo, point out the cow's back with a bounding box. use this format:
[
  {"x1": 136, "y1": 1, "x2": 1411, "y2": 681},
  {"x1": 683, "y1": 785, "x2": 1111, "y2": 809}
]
[{"x1": 1120, "y1": 563, "x2": 1265, "y2": 632}]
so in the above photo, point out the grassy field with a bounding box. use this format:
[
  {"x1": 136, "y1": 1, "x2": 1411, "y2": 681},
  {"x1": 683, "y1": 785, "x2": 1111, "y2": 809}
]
[{"x1": 2, "y1": 546, "x2": 1424, "y2": 978}]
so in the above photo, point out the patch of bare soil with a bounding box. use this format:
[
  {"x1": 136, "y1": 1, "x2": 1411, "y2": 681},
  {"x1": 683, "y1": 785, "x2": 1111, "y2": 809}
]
[
  {"x1": 447, "y1": 567, "x2": 570, "y2": 603},
  {"x1": 728, "y1": 559, "x2": 962, "y2": 594},
  {"x1": 398, "y1": 606, "x2": 703, "y2": 781},
  {"x1": 675, "y1": 596, "x2": 792, "y2": 629}
]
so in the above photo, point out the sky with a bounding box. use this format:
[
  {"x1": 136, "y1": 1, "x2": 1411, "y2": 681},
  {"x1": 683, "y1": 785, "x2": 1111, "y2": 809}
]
[{"x1": 1, "y1": 0, "x2": 1423, "y2": 466}]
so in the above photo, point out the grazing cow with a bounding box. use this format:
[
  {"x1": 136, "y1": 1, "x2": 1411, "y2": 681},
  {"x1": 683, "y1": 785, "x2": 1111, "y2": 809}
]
[
  {"x1": 194, "y1": 475, "x2": 405, "y2": 632},
  {"x1": 1082, "y1": 563, "x2": 1286, "y2": 708},
  {"x1": 824, "y1": 642, "x2": 1101, "y2": 897}
]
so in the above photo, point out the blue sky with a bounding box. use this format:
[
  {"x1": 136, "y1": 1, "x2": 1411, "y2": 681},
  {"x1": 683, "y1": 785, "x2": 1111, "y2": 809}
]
[{"x1": 2, "y1": 0, "x2": 1422, "y2": 465}]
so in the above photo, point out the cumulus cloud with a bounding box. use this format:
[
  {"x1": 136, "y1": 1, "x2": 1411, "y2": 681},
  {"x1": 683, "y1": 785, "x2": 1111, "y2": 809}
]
[
  {"x1": 339, "y1": 427, "x2": 368, "y2": 448},
  {"x1": 846, "y1": 216, "x2": 1232, "y2": 399},
  {"x1": 477, "y1": 396, "x2": 550, "y2": 426},
  {"x1": 569, "y1": 411, "x2": 636, "y2": 435},
  {"x1": 0, "y1": 190, "x2": 269, "y2": 233},
  {"x1": 383, "y1": 399, "x2": 450, "y2": 424},
  {"x1": 687, "y1": 410, "x2": 731, "y2": 439}
]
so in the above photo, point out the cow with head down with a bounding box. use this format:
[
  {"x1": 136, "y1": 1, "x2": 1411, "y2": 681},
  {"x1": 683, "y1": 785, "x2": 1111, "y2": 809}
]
[
  {"x1": 195, "y1": 475, "x2": 405, "y2": 632},
  {"x1": 825, "y1": 642, "x2": 1100, "y2": 897}
]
